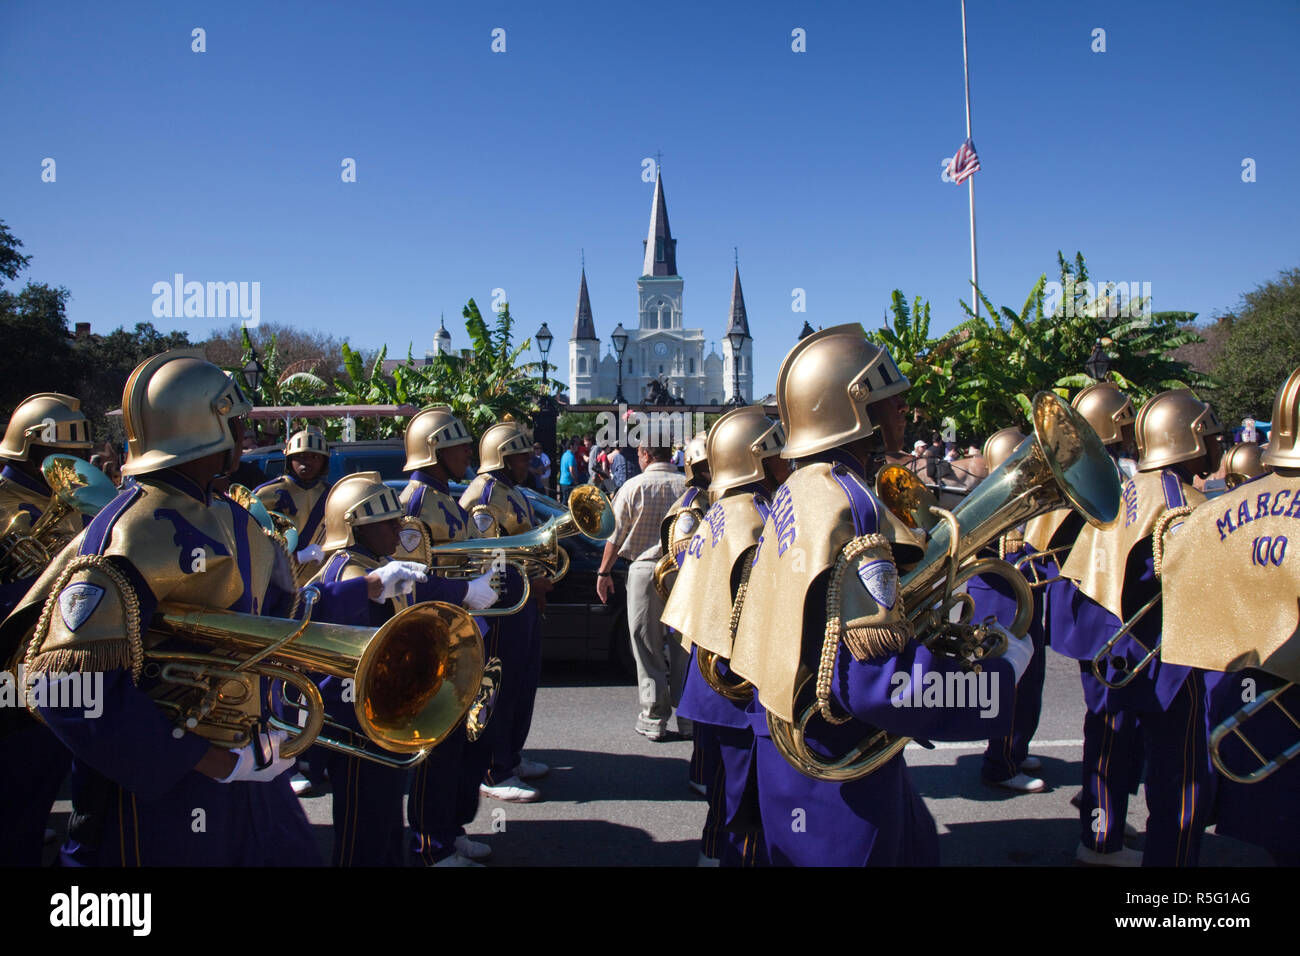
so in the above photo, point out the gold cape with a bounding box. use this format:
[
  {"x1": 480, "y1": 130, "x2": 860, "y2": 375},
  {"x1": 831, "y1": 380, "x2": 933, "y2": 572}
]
[
  {"x1": 660, "y1": 492, "x2": 766, "y2": 655},
  {"x1": 1061, "y1": 469, "x2": 1204, "y2": 620},
  {"x1": 729, "y1": 462, "x2": 922, "y2": 723},
  {"x1": 1161, "y1": 472, "x2": 1300, "y2": 682},
  {"x1": 459, "y1": 475, "x2": 535, "y2": 537}
]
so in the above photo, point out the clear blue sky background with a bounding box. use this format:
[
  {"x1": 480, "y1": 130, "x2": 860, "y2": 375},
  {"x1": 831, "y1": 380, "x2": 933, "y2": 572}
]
[{"x1": 3, "y1": 0, "x2": 1297, "y2": 396}]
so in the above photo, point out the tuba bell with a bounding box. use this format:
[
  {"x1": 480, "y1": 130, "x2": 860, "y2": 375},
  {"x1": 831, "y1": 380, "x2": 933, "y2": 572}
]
[
  {"x1": 0, "y1": 455, "x2": 118, "y2": 584},
  {"x1": 768, "y1": 392, "x2": 1122, "y2": 781},
  {"x1": 137, "y1": 587, "x2": 484, "y2": 767}
]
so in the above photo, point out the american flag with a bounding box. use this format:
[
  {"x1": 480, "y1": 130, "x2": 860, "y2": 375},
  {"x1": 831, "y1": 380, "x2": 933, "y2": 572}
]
[{"x1": 947, "y1": 138, "x2": 981, "y2": 184}]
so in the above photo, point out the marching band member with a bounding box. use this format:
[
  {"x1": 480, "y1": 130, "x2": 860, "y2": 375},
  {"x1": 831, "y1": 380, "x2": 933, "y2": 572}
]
[
  {"x1": 0, "y1": 350, "x2": 321, "y2": 866},
  {"x1": 967, "y1": 426, "x2": 1051, "y2": 793},
  {"x1": 663, "y1": 411, "x2": 788, "y2": 866},
  {"x1": 658, "y1": 433, "x2": 716, "y2": 852},
  {"x1": 398, "y1": 406, "x2": 496, "y2": 865},
  {"x1": 254, "y1": 427, "x2": 332, "y2": 586},
  {"x1": 1161, "y1": 366, "x2": 1299, "y2": 866},
  {"x1": 302, "y1": 471, "x2": 494, "y2": 866},
  {"x1": 459, "y1": 419, "x2": 553, "y2": 801},
  {"x1": 730, "y1": 325, "x2": 1032, "y2": 866},
  {"x1": 0, "y1": 392, "x2": 93, "y2": 864},
  {"x1": 1058, "y1": 389, "x2": 1223, "y2": 866},
  {"x1": 1221, "y1": 440, "x2": 1267, "y2": 490}
]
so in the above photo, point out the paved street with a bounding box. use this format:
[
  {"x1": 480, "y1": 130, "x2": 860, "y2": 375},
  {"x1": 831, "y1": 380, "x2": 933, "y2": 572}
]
[{"x1": 42, "y1": 650, "x2": 1273, "y2": 867}]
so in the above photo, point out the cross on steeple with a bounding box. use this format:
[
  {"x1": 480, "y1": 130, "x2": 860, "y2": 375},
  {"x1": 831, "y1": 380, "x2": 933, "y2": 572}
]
[{"x1": 654, "y1": 150, "x2": 663, "y2": 172}]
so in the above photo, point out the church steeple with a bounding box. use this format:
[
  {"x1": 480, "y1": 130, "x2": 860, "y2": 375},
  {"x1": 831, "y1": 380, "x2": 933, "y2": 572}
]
[
  {"x1": 641, "y1": 172, "x2": 678, "y2": 278},
  {"x1": 726, "y1": 264, "x2": 750, "y2": 338},
  {"x1": 571, "y1": 269, "x2": 598, "y2": 340}
]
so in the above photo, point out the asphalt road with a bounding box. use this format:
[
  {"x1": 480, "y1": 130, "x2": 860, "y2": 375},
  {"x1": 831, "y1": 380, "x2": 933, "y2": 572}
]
[{"x1": 42, "y1": 650, "x2": 1274, "y2": 867}]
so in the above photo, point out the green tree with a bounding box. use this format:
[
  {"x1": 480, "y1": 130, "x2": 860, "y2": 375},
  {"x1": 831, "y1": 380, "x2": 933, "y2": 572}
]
[
  {"x1": 73, "y1": 322, "x2": 192, "y2": 439},
  {"x1": 1207, "y1": 266, "x2": 1300, "y2": 428}
]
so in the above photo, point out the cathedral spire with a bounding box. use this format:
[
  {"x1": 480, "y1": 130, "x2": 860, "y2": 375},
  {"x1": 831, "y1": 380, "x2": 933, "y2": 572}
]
[
  {"x1": 571, "y1": 268, "x2": 598, "y2": 340},
  {"x1": 726, "y1": 264, "x2": 750, "y2": 338},
  {"x1": 641, "y1": 171, "x2": 678, "y2": 278}
]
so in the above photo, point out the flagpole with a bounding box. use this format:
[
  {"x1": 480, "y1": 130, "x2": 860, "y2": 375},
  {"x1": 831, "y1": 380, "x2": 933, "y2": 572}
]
[{"x1": 961, "y1": 0, "x2": 979, "y2": 319}]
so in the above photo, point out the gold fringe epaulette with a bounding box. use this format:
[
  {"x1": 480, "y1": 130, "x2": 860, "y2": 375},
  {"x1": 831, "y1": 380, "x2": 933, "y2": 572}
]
[
  {"x1": 25, "y1": 554, "x2": 143, "y2": 683},
  {"x1": 842, "y1": 620, "x2": 916, "y2": 662}
]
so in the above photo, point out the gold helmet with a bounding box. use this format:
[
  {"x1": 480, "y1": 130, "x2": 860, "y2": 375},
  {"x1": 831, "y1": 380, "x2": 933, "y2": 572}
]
[
  {"x1": 0, "y1": 392, "x2": 92, "y2": 461},
  {"x1": 1223, "y1": 443, "x2": 1267, "y2": 490},
  {"x1": 321, "y1": 471, "x2": 404, "y2": 550},
  {"x1": 403, "y1": 406, "x2": 472, "y2": 471},
  {"x1": 284, "y1": 427, "x2": 328, "y2": 459},
  {"x1": 121, "y1": 350, "x2": 251, "y2": 476},
  {"x1": 706, "y1": 407, "x2": 785, "y2": 497},
  {"x1": 1135, "y1": 389, "x2": 1223, "y2": 472},
  {"x1": 477, "y1": 420, "x2": 532, "y2": 473},
  {"x1": 776, "y1": 324, "x2": 910, "y2": 460},
  {"x1": 684, "y1": 431, "x2": 709, "y2": 483},
  {"x1": 1071, "y1": 382, "x2": 1135, "y2": 446},
  {"x1": 1261, "y1": 366, "x2": 1300, "y2": 470},
  {"x1": 982, "y1": 427, "x2": 1025, "y2": 473}
]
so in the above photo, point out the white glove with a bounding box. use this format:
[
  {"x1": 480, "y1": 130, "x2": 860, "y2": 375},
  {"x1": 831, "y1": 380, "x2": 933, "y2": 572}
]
[
  {"x1": 993, "y1": 624, "x2": 1034, "y2": 684},
  {"x1": 463, "y1": 571, "x2": 499, "y2": 611},
  {"x1": 295, "y1": 543, "x2": 324, "y2": 564},
  {"x1": 218, "y1": 728, "x2": 296, "y2": 783},
  {"x1": 371, "y1": 560, "x2": 428, "y2": 603}
]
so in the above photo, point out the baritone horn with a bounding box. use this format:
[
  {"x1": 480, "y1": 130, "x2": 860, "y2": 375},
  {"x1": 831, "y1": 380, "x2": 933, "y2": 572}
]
[
  {"x1": 1209, "y1": 679, "x2": 1299, "y2": 784},
  {"x1": 425, "y1": 484, "x2": 615, "y2": 594},
  {"x1": 144, "y1": 587, "x2": 484, "y2": 768},
  {"x1": 0, "y1": 455, "x2": 118, "y2": 583},
  {"x1": 768, "y1": 392, "x2": 1122, "y2": 782}
]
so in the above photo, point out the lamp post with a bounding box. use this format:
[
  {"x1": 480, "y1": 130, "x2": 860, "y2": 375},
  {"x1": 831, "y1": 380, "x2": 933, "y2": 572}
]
[
  {"x1": 1085, "y1": 340, "x2": 1113, "y2": 381},
  {"x1": 727, "y1": 328, "x2": 746, "y2": 406},
  {"x1": 534, "y1": 321, "x2": 557, "y2": 498},
  {"x1": 612, "y1": 323, "x2": 629, "y2": 404}
]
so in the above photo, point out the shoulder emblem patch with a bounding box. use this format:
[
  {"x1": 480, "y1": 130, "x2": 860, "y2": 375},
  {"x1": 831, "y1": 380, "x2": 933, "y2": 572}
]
[
  {"x1": 59, "y1": 582, "x2": 106, "y2": 632},
  {"x1": 399, "y1": 527, "x2": 423, "y2": 554},
  {"x1": 856, "y1": 559, "x2": 898, "y2": 611}
]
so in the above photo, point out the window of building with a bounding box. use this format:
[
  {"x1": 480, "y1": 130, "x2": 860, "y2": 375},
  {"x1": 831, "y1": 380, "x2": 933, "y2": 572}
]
[
  {"x1": 655, "y1": 238, "x2": 664, "y2": 262},
  {"x1": 578, "y1": 357, "x2": 587, "y2": 374},
  {"x1": 658, "y1": 365, "x2": 664, "y2": 375},
  {"x1": 689, "y1": 358, "x2": 695, "y2": 374}
]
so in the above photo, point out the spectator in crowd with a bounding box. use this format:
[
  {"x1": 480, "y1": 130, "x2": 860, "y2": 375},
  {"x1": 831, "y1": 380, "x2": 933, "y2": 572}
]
[
  {"x1": 589, "y1": 443, "x2": 611, "y2": 491},
  {"x1": 528, "y1": 441, "x2": 551, "y2": 495},
  {"x1": 595, "y1": 441, "x2": 689, "y2": 740},
  {"x1": 577, "y1": 434, "x2": 594, "y2": 484},
  {"x1": 558, "y1": 438, "x2": 580, "y2": 505},
  {"x1": 607, "y1": 445, "x2": 628, "y2": 493},
  {"x1": 671, "y1": 444, "x2": 685, "y2": 470}
]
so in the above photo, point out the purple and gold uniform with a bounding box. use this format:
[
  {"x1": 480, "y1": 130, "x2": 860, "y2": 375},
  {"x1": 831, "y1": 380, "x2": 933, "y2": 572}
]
[
  {"x1": 254, "y1": 474, "x2": 330, "y2": 586},
  {"x1": 1059, "y1": 458, "x2": 1213, "y2": 865}
]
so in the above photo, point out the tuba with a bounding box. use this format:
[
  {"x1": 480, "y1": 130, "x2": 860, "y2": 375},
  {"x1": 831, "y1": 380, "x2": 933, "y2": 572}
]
[
  {"x1": 141, "y1": 587, "x2": 484, "y2": 768},
  {"x1": 768, "y1": 392, "x2": 1121, "y2": 781},
  {"x1": 0, "y1": 455, "x2": 118, "y2": 584}
]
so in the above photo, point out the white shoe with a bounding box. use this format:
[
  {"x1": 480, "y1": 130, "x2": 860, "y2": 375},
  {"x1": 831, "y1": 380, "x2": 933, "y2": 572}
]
[
  {"x1": 433, "y1": 852, "x2": 484, "y2": 867},
  {"x1": 687, "y1": 780, "x2": 707, "y2": 796},
  {"x1": 992, "y1": 772, "x2": 1046, "y2": 793},
  {"x1": 1076, "y1": 843, "x2": 1142, "y2": 867},
  {"x1": 1019, "y1": 755, "x2": 1042, "y2": 772},
  {"x1": 290, "y1": 773, "x2": 314, "y2": 797},
  {"x1": 513, "y1": 757, "x2": 549, "y2": 780},
  {"x1": 480, "y1": 776, "x2": 541, "y2": 803},
  {"x1": 454, "y1": 835, "x2": 492, "y2": 861},
  {"x1": 697, "y1": 851, "x2": 721, "y2": 867}
]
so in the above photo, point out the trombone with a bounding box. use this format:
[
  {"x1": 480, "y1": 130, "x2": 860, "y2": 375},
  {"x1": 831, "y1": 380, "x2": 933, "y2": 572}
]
[
  {"x1": 1088, "y1": 505, "x2": 1192, "y2": 689},
  {"x1": 1209, "y1": 680, "x2": 1299, "y2": 784}
]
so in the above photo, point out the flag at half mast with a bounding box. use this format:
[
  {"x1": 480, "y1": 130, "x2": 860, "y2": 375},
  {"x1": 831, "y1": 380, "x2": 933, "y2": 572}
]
[{"x1": 947, "y1": 138, "x2": 981, "y2": 185}]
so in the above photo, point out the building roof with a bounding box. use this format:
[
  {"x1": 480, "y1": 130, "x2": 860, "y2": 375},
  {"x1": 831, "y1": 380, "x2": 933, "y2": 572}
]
[
  {"x1": 571, "y1": 269, "x2": 598, "y2": 341},
  {"x1": 726, "y1": 265, "x2": 750, "y2": 338},
  {"x1": 641, "y1": 172, "x2": 678, "y2": 278}
]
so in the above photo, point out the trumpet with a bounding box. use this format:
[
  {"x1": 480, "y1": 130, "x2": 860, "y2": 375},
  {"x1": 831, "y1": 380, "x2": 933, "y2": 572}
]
[
  {"x1": 143, "y1": 586, "x2": 484, "y2": 768},
  {"x1": 769, "y1": 392, "x2": 1122, "y2": 781},
  {"x1": 0, "y1": 455, "x2": 117, "y2": 584}
]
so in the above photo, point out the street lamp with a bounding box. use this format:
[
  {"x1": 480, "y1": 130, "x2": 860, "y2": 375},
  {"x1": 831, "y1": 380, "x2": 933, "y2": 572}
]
[
  {"x1": 727, "y1": 328, "x2": 746, "y2": 405},
  {"x1": 242, "y1": 355, "x2": 265, "y2": 403},
  {"x1": 611, "y1": 323, "x2": 629, "y2": 403},
  {"x1": 1085, "y1": 340, "x2": 1112, "y2": 381},
  {"x1": 535, "y1": 321, "x2": 553, "y2": 390}
]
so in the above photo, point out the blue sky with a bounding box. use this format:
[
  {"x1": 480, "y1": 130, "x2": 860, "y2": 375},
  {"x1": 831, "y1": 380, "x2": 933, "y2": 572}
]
[{"x1": 3, "y1": 0, "x2": 1297, "y2": 396}]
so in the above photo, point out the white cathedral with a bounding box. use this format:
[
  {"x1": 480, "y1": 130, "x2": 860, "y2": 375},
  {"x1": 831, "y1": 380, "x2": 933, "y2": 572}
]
[{"x1": 567, "y1": 173, "x2": 753, "y2": 405}]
